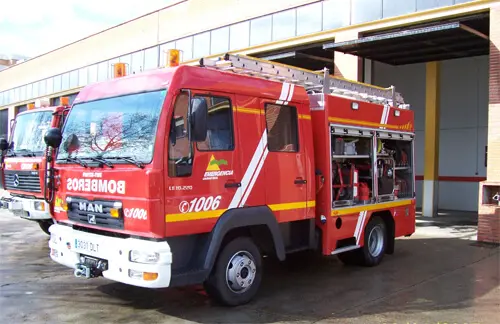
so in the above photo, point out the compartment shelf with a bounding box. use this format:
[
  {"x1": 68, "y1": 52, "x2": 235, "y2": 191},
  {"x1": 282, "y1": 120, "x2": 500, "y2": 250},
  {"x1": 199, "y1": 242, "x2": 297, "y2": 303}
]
[{"x1": 332, "y1": 155, "x2": 370, "y2": 159}]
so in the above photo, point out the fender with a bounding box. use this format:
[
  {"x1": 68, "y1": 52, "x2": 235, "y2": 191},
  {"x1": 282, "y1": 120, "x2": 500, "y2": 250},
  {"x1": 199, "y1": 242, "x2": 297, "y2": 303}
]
[
  {"x1": 169, "y1": 205, "x2": 286, "y2": 287},
  {"x1": 203, "y1": 205, "x2": 286, "y2": 270}
]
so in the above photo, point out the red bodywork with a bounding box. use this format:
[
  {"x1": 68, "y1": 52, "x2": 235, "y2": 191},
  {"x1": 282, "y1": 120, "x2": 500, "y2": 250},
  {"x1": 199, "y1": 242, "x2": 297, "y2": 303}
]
[
  {"x1": 51, "y1": 64, "x2": 416, "y2": 253},
  {"x1": 2, "y1": 106, "x2": 68, "y2": 199}
]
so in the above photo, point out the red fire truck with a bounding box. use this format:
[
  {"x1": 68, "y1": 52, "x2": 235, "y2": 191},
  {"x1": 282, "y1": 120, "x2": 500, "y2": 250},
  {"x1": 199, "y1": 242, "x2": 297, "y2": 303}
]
[
  {"x1": 43, "y1": 53, "x2": 416, "y2": 306},
  {"x1": 0, "y1": 98, "x2": 70, "y2": 234}
]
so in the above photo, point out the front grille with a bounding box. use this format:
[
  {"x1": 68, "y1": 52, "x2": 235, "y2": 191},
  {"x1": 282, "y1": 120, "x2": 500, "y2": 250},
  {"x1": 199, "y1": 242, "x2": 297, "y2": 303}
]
[
  {"x1": 67, "y1": 197, "x2": 124, "y2": 230},
  {"x1": 3, "y1": 170, "x2": 41, "y2": 193}
]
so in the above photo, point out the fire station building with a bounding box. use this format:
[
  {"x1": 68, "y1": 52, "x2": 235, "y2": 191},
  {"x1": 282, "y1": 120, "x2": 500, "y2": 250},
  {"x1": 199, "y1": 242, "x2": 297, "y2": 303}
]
[{"x1": 0, "y1": 0, "x2": 498, "y2": 224}]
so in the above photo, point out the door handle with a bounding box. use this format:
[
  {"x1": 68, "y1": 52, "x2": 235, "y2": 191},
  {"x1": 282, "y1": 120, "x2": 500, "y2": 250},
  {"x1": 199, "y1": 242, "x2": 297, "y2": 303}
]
[
  {"x1": 225, "y1": 182, "x2": 241, "y2": 188},
  {"x1": 294, "y1": 178, "x2": 307, "y2": 185}
]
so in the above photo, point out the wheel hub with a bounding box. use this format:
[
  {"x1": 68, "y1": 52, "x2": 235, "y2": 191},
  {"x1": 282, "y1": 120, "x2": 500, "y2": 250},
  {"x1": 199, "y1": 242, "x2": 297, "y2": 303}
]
[
  {"x1": 368, "y1": 225, "x2": 384, "y2": 257},
  {"x1": 226, "y1": 251, "x2": 256, "y2": 293}
]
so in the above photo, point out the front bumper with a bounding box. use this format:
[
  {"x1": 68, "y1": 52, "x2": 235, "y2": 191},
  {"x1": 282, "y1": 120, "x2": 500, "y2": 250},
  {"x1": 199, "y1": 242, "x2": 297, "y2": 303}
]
[
  {"x1": 0, "y1": 196, "x2": 51, "y2": 220},
  {"x1": 48, "y1": 224, "x2": 172, "y2": 288}
]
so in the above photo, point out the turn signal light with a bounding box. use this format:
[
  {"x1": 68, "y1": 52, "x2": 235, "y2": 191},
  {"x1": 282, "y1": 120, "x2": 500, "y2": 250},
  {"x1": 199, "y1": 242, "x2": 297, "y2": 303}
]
[
  {"x1": 34, "y1": 201, "x2": 45, "y2": 211},
  {"x1": 110, "y1": 208, "x2": 120, "y2": 218},
  {"x1": 143, "y1": 272, "x2": 158, "y2": 281}
]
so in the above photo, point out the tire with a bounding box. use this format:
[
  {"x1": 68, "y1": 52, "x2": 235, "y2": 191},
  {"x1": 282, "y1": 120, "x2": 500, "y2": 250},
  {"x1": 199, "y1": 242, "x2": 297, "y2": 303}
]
[
  {"x1": 204, "y1": 236, "x2": 262, "y2": 306},
  {"x1": 38, "y1": 220, "x2": 54, "y2": 235},
  {"x1": 338, "y1": 216, "x2": 387, "y2": 267}
]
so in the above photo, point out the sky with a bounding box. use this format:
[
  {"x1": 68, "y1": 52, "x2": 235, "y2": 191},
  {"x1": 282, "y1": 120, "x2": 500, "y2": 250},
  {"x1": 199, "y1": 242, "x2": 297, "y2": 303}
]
[{"x1": 0, "y1": 0, "x2": 179, "y2": 59}]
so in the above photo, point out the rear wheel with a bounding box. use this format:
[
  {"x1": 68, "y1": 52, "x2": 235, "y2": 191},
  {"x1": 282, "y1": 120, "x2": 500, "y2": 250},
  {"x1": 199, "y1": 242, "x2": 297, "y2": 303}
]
[
  {"x1": 38, "y1": 220, "x2": 54, "y2": 235},
  {"x1": 204, "y1": 236, "x2": 262, "y2": 306},
  {"x1": 338, "y1": 216, "x2": 387, "y2": 267}
]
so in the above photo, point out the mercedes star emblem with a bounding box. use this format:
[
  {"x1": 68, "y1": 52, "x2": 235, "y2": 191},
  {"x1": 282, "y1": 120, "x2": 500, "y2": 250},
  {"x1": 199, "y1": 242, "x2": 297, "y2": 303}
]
[{"x1": 13, "y1": 174, "x2": 20, "y2": 187}]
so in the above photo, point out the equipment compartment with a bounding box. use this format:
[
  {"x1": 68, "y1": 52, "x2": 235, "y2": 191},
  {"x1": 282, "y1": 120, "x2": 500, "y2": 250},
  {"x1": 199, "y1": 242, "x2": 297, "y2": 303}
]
[
  {"x1": 330, "y1": 126, "x2": 375, "y2": 207},
  {"x1": 376, "y1": 131, "x2": 415, "y2": 200}
]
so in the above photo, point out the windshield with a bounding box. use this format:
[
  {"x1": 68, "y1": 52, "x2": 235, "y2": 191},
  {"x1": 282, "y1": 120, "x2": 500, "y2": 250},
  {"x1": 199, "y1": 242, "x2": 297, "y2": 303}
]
[
  {"x1": 57, "y1": 90, "x2": 166, "y2": 163},
  {"x1": 10, "y1": 111, "x2": 53, "y2": 156}
]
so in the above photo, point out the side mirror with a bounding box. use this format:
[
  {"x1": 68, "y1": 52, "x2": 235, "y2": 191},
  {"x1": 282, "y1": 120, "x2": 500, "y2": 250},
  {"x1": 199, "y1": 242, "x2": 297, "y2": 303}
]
[
  {"x1": 44, "y1": 127, "x2": 63, "y2": 149},
  {"x1": 0, "y1": 138, "x2": 8, "y2": 151},
  {"x1": 190, "y1": 97, "x2": 207, "y2": 142},
  {"x1": 62, "y1": 134, "x2": 80, "y2": 153}
]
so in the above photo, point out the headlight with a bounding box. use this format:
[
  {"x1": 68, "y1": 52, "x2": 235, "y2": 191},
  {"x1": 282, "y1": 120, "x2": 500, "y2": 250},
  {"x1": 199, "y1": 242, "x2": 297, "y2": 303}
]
[
  {"x1": 129, "y1": 250, "x2": 159, "y2": 264},
  {"x1": 34, "y1": 201, "x2": 45, "y2": 211}
]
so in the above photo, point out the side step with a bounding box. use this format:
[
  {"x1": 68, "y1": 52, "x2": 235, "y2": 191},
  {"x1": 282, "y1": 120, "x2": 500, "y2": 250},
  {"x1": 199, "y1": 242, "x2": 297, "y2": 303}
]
[{"x1": 331, "y1": 245, "x2": 360, "y2": 255}]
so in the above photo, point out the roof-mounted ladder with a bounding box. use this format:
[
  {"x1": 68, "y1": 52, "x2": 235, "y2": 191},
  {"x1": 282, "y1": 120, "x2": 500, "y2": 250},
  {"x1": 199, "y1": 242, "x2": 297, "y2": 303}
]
[{"x1": 199, "y1": 53, "x2": 409, "y2": 109}]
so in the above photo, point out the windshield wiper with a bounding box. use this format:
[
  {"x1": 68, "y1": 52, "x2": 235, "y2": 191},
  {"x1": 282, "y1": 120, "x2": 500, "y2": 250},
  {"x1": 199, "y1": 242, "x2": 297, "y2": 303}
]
[
  {"x1": 61, "y1": 156, "x2": 88, "y2": 168},
  {"x1": 87, "y1": 157, "x2": 114, "y2": 168},
  {"x1": 105, "y1": 156, "x2": 144, "y2": 169},
  {"x1": 14, "y1": 149, "x2": 36, "y2": 157}
]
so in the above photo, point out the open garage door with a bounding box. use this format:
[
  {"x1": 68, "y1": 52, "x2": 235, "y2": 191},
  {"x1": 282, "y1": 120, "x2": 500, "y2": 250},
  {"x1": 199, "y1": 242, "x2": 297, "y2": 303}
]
[
  {"x1": 323, "y1": 13, "x2": 489, "y2": 65},
  {"x1": 252, "y1": 41, "x2": 336, "y2": 72}
]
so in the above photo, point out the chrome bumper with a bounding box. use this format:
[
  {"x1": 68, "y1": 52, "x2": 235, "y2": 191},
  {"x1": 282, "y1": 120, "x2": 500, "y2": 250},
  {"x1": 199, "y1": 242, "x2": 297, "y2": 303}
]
[
  {"x1": 49, "y1": 224, "x2": 173, "y2": 288},
  {"x1": 0, "y1": 196, "x2": 52, "y2": 220}
]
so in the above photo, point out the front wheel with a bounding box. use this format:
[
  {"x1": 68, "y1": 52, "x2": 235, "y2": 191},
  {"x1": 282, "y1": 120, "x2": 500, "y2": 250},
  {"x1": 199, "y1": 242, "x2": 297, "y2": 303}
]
[
  {"x1": 38, "y1": 220, "x2": 54, "y2": 235},
  {"x1": 204, "y1": 236, "x2": 262, "y2": 306}
]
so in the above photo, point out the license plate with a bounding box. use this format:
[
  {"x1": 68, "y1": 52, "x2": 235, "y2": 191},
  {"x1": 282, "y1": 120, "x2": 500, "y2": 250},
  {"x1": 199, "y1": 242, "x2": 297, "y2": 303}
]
[{"x1": 74, "y1": 238, "x2": 100, "y2": 254}]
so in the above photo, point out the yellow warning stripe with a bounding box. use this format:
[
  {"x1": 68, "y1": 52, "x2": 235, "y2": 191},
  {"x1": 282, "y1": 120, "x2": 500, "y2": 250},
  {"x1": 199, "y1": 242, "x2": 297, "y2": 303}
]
[
  {"x1": 331, "y1": 199, "x2": 413, "y2": 217},
  {"x1": 235, "y1": 106, "x2": 311, "y2": 120},
  {"x1": 166, "y1": 200, "x2": 316, "y2": 223},
  {"x1": 235, "y1": 107, "x2": 262, "y2": 115},
  {"x1": 328, "y1": 117, "x2": 400, "y2": 130}
]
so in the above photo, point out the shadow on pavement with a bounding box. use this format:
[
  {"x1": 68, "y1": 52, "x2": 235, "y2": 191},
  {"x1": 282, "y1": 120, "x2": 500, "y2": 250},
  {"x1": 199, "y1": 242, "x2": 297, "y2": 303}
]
[{"x1": 94, "y1": 237, "x2": 499, "y2": 323}]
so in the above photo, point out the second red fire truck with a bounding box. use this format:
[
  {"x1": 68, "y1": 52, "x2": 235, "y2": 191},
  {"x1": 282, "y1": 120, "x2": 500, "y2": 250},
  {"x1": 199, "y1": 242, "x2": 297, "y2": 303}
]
[
  {"x1": 43, "y1": 53, "x2": 416, "y2": 306},
  {"x1": 0, "y1": 98, "x2": 70, "y2": 234}
]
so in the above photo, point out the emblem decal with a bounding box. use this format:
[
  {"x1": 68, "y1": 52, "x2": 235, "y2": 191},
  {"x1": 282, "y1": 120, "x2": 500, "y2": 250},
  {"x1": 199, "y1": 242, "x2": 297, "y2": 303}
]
[
  {"x1": 87, "y1": 214, "x2": 96, "y2": 225},
  {"x1": 13, "y1": 174, "x2": 20, "y2": 187}
]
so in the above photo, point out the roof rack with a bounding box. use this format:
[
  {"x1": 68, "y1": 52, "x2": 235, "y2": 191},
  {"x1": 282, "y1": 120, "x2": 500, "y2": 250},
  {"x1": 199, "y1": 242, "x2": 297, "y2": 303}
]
[{"x1": 199, "y1": 53, "x2": 409, "y2": 109}]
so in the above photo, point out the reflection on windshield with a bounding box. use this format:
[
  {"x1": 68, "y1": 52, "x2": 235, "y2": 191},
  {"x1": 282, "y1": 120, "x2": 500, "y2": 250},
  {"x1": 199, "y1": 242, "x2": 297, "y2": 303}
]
[
  {"x1": 57, "y1": 90, "x2": 166, "y2": 163},
  {"x1": 11, "y1": 111, "x2": 53, "y2": 156}
]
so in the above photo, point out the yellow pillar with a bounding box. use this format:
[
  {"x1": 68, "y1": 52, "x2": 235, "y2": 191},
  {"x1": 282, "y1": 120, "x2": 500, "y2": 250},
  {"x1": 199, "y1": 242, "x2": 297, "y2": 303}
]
[
  {"x1": 333, "y1": 31, "x2": 361, "y2": 81},
  {"x1": 422, "y1": 61, "x2": 440, "y2": 217}
]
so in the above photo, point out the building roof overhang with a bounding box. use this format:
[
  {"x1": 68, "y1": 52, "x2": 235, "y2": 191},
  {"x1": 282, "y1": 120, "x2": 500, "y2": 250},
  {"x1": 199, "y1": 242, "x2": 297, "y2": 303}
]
[{"x1": 323, "y1": 13, "x2": 490, "y2": 65}]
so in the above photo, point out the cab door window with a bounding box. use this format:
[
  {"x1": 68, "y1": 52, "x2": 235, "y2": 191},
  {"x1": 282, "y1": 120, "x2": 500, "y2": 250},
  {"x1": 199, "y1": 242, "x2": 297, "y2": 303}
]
[
  {"x1": 265, "y1": 103, "x2": 299, "y2": 152},
  {"x1": 168, "y1": 92, "x2": 192, "y2": 177},
  {"x1": 196, "y1": 96, "x2": 234, "y2": 151}
]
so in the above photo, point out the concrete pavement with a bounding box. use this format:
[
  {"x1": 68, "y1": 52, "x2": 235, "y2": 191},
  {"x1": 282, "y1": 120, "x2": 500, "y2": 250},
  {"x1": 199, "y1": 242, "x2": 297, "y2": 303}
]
[{"x1": 0, "y1": 210, "x2": 498, "y2": 323}]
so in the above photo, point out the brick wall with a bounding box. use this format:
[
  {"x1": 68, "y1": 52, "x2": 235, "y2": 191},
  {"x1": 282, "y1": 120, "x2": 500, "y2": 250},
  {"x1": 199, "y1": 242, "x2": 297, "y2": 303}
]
[
  {"x1": 478, "y1": 5, "x2": 500, "y2": 244},
  {"x1": 487, "y1": 6, "x2": 500, "y2": 181}
]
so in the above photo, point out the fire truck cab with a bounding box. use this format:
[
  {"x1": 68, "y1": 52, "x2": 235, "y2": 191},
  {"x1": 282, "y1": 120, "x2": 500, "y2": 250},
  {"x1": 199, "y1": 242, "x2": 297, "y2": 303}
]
[
  {"x1": 43, "y1": 53, "x2": 416, "y2": 306},
  {"x1": 0, "y1": 98, "x2": 70, "y2": 234}
]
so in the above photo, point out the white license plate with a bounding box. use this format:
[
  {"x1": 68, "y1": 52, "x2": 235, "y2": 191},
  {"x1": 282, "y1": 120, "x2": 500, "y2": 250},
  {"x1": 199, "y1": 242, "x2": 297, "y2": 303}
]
[{"x1": 74, "y1": 238, "x2": 100, "y2": 254}]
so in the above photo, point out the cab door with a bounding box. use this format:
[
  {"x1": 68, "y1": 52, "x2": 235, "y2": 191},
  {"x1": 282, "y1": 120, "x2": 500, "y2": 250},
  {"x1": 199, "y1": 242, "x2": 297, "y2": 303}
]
[
  {"x1": 165, "y1": 90, "x2": 241, "y2": 235},
  {"x1": 261, "y1": 100, "x2": 308, "y2": 222}
]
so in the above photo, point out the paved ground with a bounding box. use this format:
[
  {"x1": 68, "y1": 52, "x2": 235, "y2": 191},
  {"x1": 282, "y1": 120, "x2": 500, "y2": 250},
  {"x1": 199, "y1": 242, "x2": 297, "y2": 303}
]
[{"x1": 1, "y1": 210, "x2": 499, "y2": 324}]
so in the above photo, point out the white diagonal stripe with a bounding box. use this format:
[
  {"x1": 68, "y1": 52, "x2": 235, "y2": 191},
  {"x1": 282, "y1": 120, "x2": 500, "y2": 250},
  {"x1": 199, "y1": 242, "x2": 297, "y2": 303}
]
[
  {"x1": 384, "y1": 106, "x2": 390, "y2": 124},
  {"x1": 380, "y1": 106, "x2": 388, "y2": 125},
  {"x1": 228, "y1": 130, "x2": 267, "y2": 209},
  {"x1": 353, "y1": 211, "x2": 364, "y2": 240},
  {"x1": 356, "y1": 211, "x2": 367, "y2": 245},
  {"x1": 276, "y1": 82, "x2": 290, "y2": 105},
  {"x1": 240, "y1": 147, "x2": 268, "y2": 207},
  {"x1": 284, "y1": 83, "x2": 295, "y2": 105}
]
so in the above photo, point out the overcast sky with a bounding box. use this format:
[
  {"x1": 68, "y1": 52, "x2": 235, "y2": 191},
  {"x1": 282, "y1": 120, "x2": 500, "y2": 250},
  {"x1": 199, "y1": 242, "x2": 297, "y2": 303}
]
[{"x1": 0, "y1": 0, "x2": 178, "y2": 59}]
